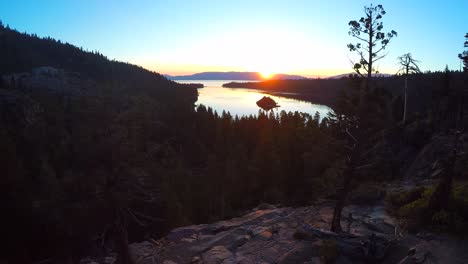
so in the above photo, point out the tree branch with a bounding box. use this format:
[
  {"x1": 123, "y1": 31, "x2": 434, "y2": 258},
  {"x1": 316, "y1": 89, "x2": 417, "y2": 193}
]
[
  {"x1": 351, "y1": 34, "x2": 369, "y2": 43},
  {"x1": 373, "y1": 52, "x2": 389, "y2": 63}
]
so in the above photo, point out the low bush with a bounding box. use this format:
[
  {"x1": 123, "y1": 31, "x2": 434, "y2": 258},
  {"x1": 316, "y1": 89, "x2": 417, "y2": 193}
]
[{"x1": 387, "y1": 183, "x2": 468, "y2": 235}]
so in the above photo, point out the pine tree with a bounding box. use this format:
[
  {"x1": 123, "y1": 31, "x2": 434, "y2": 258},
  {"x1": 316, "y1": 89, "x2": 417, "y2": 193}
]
[
  {"x1": 347, "y1": 4, "x2": 397, "y2": 81},
  {"x1": 329, "y1": 4, "x2": 397, "y2": 232},
  {"x1": 459, "y1": 33, "x2": 468, "y2": 72}
]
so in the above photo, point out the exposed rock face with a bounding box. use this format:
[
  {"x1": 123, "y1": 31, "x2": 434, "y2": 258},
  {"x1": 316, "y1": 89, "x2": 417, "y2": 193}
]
[
  {"x1": 405, "y1": 133, "x2": 468, "y2": 180},
  {"x1": 2, "y1": 66, "x2": 95, "y2": 95},
  {"x1": 81, "y1": 201, "x2": 468, "y2": 264},
  {"x1": 122, "y1": 203, "x2": 398, "y2": 264}
]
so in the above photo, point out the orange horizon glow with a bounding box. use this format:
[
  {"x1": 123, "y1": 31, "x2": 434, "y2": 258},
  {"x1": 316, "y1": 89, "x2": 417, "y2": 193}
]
[
  {"x1": 259, "y1": 71, "x2": 275, "y2": 79},
  {"x1": 152, "y1": 67, "x2": 354, "y2": 79},
  {"x1": 139, "y1": 61, "x2": 354, "y2": 79},
  {"x1": 137, "y1": 25, "x2": 399, "y2": 79}
]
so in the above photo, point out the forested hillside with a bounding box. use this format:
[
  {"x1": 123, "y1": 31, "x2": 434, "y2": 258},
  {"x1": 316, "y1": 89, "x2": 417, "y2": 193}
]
[
  {"x1": 1, "y1": 19, "x2": 468, "y2": 264},
  {"x1": 0, "y1": 22, "x2": 199, "y2": 262}
]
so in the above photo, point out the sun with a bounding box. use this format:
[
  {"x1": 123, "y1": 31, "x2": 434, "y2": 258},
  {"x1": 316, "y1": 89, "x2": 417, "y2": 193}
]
[{"x1": 260, "y1": 71, "x2": 275, "y2": 80}]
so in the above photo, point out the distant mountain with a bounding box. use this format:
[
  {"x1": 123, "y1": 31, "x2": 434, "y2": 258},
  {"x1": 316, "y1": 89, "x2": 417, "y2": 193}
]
[
  {"x1": 327, "y1": 73, "x2": 394, "y2": 79},
  {"x1": 166, "y1": 72, "x2": 307, "y2": 81}
]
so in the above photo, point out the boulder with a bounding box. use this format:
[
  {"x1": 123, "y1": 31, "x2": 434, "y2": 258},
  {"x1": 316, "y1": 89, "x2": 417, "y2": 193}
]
[{"x1": 201, "y1": 246, "x2": 233, "y2": 264}]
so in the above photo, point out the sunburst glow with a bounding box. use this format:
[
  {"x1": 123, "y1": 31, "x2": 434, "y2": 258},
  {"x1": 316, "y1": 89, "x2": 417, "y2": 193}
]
[{"x1": 260, "y1": 71, "x2": 275, "y2": 79}]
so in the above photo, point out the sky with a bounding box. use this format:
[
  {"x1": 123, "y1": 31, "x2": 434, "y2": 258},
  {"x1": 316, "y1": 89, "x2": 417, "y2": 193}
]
[{"x1": 0, "y1": 0, "x2": 467, "y2": 77}]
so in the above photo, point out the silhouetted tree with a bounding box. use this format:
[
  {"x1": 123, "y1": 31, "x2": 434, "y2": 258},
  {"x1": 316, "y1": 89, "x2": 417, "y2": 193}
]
[
  {"x1": 347, "y1": 4, "x2": 397, "y2": 81},
  {"x1": 330, "y1": 4, "x2": 397, "y2": 232},
  {"x1": 459, "y1": 33, "x2": 468, "y2": 72},
  {"x1": 330, "y1": 130, "x2": 360, "y2": 233},
  {"x1": 397, "y1": 53, "x2": 422, "y2": 124},
  {"x1": 329, "y1": 79, "x2": 394, "y2": 233}
]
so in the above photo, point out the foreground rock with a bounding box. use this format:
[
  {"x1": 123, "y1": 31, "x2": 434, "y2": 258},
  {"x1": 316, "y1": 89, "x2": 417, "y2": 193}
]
[{"x1": 82, "y1": 201, "x2": 468, "y2": 264}]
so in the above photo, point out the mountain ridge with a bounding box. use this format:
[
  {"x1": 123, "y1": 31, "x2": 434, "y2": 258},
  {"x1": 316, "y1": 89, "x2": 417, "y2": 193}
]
[{"x1": 165, "y1": 71, "x2": 307, "y2": 80}]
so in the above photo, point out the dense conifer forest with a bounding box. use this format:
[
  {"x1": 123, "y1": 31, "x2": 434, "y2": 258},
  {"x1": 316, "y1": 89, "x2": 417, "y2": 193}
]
[{"x1": 1, "y1": 16, "x2": 468, "y2": 263}]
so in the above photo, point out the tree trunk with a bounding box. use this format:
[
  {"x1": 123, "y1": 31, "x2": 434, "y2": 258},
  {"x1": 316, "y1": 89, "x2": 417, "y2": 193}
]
[
  {"x1": 331, "y1": 146, "x2": 358, "y2": 233},
  {"x1": 368, "y1": 47, "x2": 373, "y2": 82},
  {"x1": 403, "y1": 76, "x2": 408, "y2": 124},
  {"x1": 220, "y1": 192, "x2": 225, "y2": 219},
  {"x1": 114, "y1": 216, "x2": 134, "y2": 264},
  {"x1": 367, "y1": 11, "x2": 373, "y2": 83},
  {"x1": 456, "y1": 95, "x2": 464, "y2": 130},
  {"x1": 330, "y1": 171, "x2": 353, "y2": 233}
]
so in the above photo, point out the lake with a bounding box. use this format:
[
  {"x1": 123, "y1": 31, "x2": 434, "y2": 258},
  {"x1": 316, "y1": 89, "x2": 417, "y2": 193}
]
[{"x1": 176, "y1": 80, "x2": 332, "y2": 118}]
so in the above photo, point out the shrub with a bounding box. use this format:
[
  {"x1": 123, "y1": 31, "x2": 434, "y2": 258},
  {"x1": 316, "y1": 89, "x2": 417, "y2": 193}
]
[
  {"x1": 387, "y1": 184, "x2": 468, "y2": 235},
  {"x1": 386, "y1": 186, "x2": 425, "y2": 209}
]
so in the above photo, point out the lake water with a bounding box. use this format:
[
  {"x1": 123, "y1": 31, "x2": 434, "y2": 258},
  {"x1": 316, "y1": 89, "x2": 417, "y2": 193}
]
[{"x1": 177, "y1": 80, "x2": 332, "y2": 118}]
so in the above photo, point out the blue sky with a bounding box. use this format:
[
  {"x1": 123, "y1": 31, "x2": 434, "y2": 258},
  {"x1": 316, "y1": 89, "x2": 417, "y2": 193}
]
[{"x1": 1, "y1": 0, "x2": 466, "y2": 77}]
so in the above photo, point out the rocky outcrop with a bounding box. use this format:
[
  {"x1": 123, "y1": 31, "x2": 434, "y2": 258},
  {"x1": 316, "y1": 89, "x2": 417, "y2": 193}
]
[
  {"x1": 81, "y1": 200, "x2": 468, "y2": 264},
  {"x1": 405, "y1": 133, "x2": 468, "y2": 180},
  {"x1": 2, "y1": 66, "x2": 96, "y2": 96}
]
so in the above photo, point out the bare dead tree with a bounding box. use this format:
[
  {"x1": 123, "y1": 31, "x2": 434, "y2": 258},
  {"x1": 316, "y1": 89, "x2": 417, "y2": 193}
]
[{"x1": 397, "y1": 53, "x2": 422, "y2": 124}]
